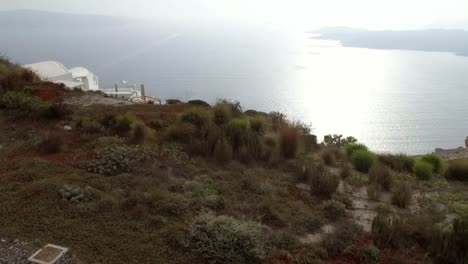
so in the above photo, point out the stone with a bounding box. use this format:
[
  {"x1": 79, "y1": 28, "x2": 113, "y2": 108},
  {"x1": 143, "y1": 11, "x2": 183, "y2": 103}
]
[
  {"x1": 62, "y1": 192, "x2": 71, "y2": 199},
  {"x1": 63, "y1": 125, "x2": 73, "y2": 131}
]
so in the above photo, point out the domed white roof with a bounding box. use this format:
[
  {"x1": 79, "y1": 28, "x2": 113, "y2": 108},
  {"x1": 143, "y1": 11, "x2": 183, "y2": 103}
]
[
  {"x1": 69, "y1": 67, "x2": 91, "y2": 78},
  {"x1": 23, "y1": 61, "x2": 68, "y2": 78}
]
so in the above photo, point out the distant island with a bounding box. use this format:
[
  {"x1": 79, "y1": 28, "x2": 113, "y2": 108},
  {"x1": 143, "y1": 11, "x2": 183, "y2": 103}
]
[{"x1": 311, "y1": 27, "x2": 468, "y2": 56}]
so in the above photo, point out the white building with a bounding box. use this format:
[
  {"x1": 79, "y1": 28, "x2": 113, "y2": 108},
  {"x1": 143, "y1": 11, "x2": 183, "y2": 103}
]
[{"x1": 23, "y1": 61, "x2": 99, "y2": 91}]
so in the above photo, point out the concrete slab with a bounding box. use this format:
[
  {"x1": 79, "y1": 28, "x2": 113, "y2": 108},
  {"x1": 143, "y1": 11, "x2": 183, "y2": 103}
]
[{"x1": 28, "y1": 244, "x2": 68, "y2": 264}]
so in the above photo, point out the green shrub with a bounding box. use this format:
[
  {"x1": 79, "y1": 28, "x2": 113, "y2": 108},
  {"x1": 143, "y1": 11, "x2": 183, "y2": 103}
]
[
  {"x1": 345, "y1": 143, "x2": 368, "y2": 157},
  {"x1": 291, "y1": 214, "x2": 324, "y2": 234},
  {"x1": 309, "y1": 165, "x2": 340, "y2": 198},
  {"x1": 378, "y1": 153, "x2": 414, "y2": 172},
  {"x1": 269, "y1": 112, "x2": 285, "y2": 131},
  {"x1": 249, "y1": 116, "x2": 267, "y2": 135},
  {"x1": 166, "y1": 122, "x2": 196, "y2": 143},
  {"x1": 181, "y1": 108, "x2": 211, "y2": 129},
  {"x1": 74, "y1": 116, "x2": 103, "y2": 134},
  {"x1": 445, "y1": 159, "x2": 468, "y2": 181},
  {"x1": 225, "y1": 118, "x2": 249, "y2": 151},
  {"x1": 279, "y1": 123, "x2": 301, "y2": 159},
  {"x1": 391, "y1": 181, "x2": 413, "y2": 208},
  {"x1": 413, "y1": 160, "x2": 433, "y2": 180},
  {"x1": 166, "y1": 99, "x2": 182, "y2": 104},
  {"x1": 188, "y1": 211, "x2": 265, "y2": 264},
  {"x1": 360, "y1": 244, "x2": 380, "y2": 263},
  {"x1": 115, "y1": 112, "x2": 136, "y2": 132},
  {"x1": 213, "y1": 138, "x2": 233, "y2": 164},
  {"x1": 37, "y1": 133, "x2": 64, "y2": 154},
  {"x1": 322, "y1": 200, "x2": 347, "y2": 221},
  {"x1": 368, "y1": 162, "x2": 393, "y2": 191},
  {"x1": 0, "y1": 91, "x2": 53, "y2": 118},
  {"x1": 212, "y1": 103, "x2": 232, "y2": 125},
  {"x1": 421, "y1": 154, "x2": 443, "y2": 174},
  {"x1": 322, "y1": 220, "x2": 362, "y2": 257},
  {"x1": 351, "y1": 150, "x2": 376, "y2": 173}
]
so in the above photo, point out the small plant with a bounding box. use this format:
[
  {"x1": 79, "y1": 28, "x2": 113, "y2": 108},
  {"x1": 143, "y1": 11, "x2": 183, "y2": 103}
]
[
  {"x1": 421, "y1": 154, "x2": 443, "y2": 174},
  {"x1": 0, "y1": 91, "x2": 54, "y2": 119},
  {"x1": 213, "y1": 138, "x2": 233, "y2": 164},
  {"x1": 391, "y1": 181, "x2": 413, "y2": 208},
  {"x1": 351, "y1": 149, "x2": 376, "y2": 173},
  {"x1": 368, "y1": 162, "x2": 393, "y2": 191},
  {"x1": 430, "y1": 215, "x2": 468, "y2": 264},
  {"x1": 87, "y1": 144, "x2": 134, "y2": 176},
  {"x1": 340, "y1": 162, "x2": 353, "y2": 179},
  {"x1": 322, "y1": 200, "x2": 347, "y2": 221},
  {"x1": 367, "y1": 183, "x2": 381, "y2": 201},
  {"x1": 413, "y1": 160, "x2": 433, "y2": 180},
  {"x1": 279, "y1": 123, "x2": 301, "y2": 159},
  {"x1": 360, "y1": 244, "x2": 380, "y2": 263},
  {"x1": 187, "y1": 211, "x2": 265, "y2": 264},
  {"x1": 372, "y1": 210, "x2": 407, "y2": 249},
  {"x1": 37, "y1": 133, "x2": 64, "y2": 154},
  {"x1": 321, "y1": 148, "x2": 337, "y2": 166},
  {"x1": 269, "y1": 111, "x2": 285, "y2": 131},
  {"x1": 345, "y1": 143, "x2": 368, "y2": 156},
  {"x1": 309, "y1": 165, "x2": 340, "y2": 198},
  {"x1": 130, "y1": 122, "x2": 153, "y2": 144},
  {"x1": 59, "y1": 184, "x2": 93, "y2": 203},
  {"x1": 322, "y1": 220, "x2": 363, "y2": 257},
  {"x1": 445, "y1": 159, "x2": 468, "y2": 181}
]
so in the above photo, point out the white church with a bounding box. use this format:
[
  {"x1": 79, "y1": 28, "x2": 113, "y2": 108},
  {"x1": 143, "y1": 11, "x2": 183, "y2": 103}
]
[{"x1": 23, "y1": 61, "x2": 99, "y2": 91}]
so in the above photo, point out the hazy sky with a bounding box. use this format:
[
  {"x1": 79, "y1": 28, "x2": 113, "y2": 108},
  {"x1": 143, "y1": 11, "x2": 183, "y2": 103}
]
[{"x1": 1, "y1": 0, "x2": 468, "y2": 30}]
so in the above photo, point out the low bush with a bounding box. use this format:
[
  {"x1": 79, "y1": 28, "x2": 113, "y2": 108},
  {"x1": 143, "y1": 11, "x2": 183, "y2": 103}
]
[
  {"x1": 130, "y1": 122, "x2": 153, "y2": 144},
  {"x1": 187, "y1": 211, "x2": 265, "y2": 264},
  {"x1": 213, "y1": 138, "x2": 233, "y2": 164},
  {"x1": 249, "y1": 116, "x2": 267, "y2": 135},
  {"x1": 344, "y1": 143, "x2": 368, "y2": 156},
  {"x1": 391, "y1": 181, "x2": 413, "y2": 208},
  {"x1": 291, "y1": 214, "x2": 324, "y2": 234},
  {"x1": 0, "y1": 91, "x2": 54, "y2": 119},
  {"x1": 37, "y1": 133, "x2": 64, "y2": 154},
  {"x1": 269, "y1": 112, "x2": 285, "y2": 131},
  {"x1": 188, "y1": 99, "x2": 210, "y2": 107},
  {"x1": 166, "y1": 99, "x2": 182, "y2": 104},
  {"x1": 212, "y1": 103, "x2": 232, "y2": 125},
  {"x1": 87, "y1": 144, "x2": 135, "y2": 176},
  {"x1": 351, "y1": 149, "x2": 376, "y2": 173},
  {"x1": 115, "y1": 112, "x2": 136, "y2": 133},
  {"x1": 413, "y1": 160, "x2": 433, "y2": 180},
  {"x1": 322, "y1": 220, "x2": 363, "y2": 257},
  {"x1": 166, "y1": 122, "x2": 196, "y2": 143},
  {"x1": 279, "y1": 123, "x2": 301, "y2": 159},
  {"x1": 181, "y1": 108, "x2": 211, "y2": 129},
  {"x1": 309, "y1": 165, "x2": 340, "y2": 198},
  {"x1": 368, "y1": 162, "x2": 393, "y2": 191},
  {"x1": 75, "y1": 116, "x2": 103, "y2": 134},
  {"x1": 225, "y1": 118, "x2": 249, "y2": 151},
  {"x1": 367, "y1": 182, "x2": 381, "y2": 201},
  {"x1": 322, "y1": 200, "x2": 347, "y2": 221},
  {"x1": 421, "y1": 154, "x2": 444, "y2": 174},
  {"x1": 378, "y1": 153, "x2": 414, "y2": 172},
  {"x1": 445, "y1": 159, "x2": 468, "y2": 181}
]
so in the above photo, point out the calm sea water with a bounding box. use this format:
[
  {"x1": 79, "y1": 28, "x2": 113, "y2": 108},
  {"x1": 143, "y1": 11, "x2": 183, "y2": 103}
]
[{"x1": 2, "y1": 22, "x2": 468, "y2": 154}]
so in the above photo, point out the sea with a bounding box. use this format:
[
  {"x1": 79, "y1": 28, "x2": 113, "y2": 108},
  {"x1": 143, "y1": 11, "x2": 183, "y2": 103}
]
[{"x1": 1, "y1": 17, "x2": 468, "y2": 154}]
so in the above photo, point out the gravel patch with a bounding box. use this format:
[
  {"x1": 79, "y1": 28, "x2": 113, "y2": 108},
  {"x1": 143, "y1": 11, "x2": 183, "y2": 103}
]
[{"x1": 0, "y1": 238, "x2": 80, "y2": 264}]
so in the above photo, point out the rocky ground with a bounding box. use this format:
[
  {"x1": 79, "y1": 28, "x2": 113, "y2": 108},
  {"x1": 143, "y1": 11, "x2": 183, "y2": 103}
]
[
  {"x1": 64, "y1": 93, "x2": 134, "y2": 106},
  {"x1": 0, "y1": 238, "x2": 80, "y2": 264}
]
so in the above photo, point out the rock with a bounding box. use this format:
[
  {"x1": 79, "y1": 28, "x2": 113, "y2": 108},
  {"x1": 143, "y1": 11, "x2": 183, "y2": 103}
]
[
  {"x1": 63, "y1": 125, "x2": 73, "y2": 131},
  {"x1": 62, "y1": 192, "x2": 72, "y2": 199},
  {"x1": 71, "y1": 188, "x2": 81, "y2": 196},
  {"x1": 70, "y1": 197, "x2": 79, "y2": 203}
]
